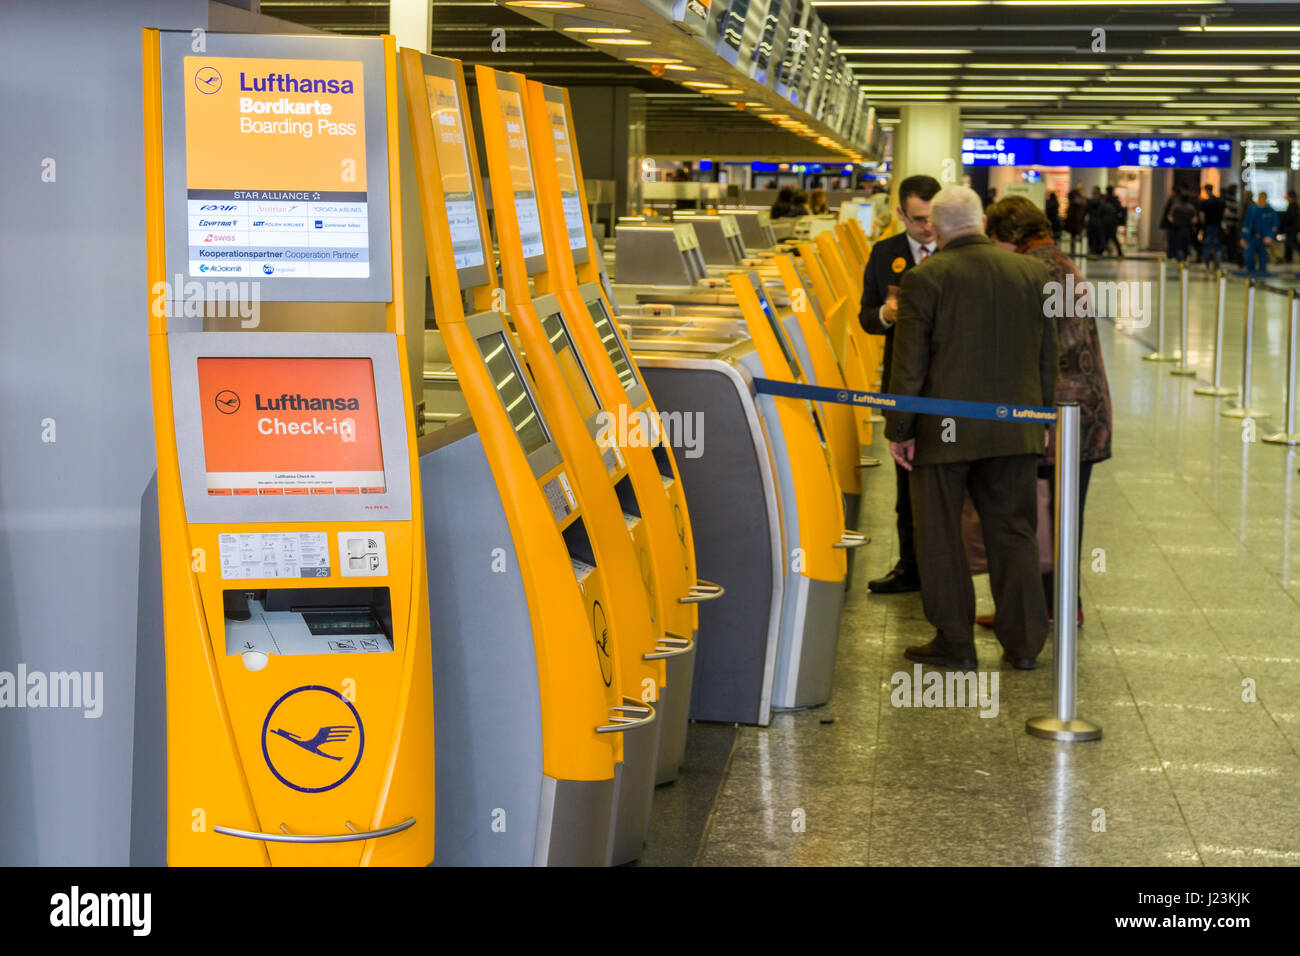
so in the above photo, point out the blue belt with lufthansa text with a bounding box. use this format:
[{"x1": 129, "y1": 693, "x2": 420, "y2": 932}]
[{"x1": 751, "y1": 378, "x2": 1058, "y2": 423}]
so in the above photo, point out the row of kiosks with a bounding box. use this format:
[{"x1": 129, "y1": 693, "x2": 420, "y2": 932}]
[
  {"x1": 135, "y1": 31, "x2": 437, "y2": 865},
  {"x1": 403, "y1": 51, "x2": 722, "y2": 866},
  {"x1": 607, "y1": 235, "x2": 879, "y2": 721}
]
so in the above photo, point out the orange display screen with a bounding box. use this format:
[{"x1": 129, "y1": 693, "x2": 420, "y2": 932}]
[
  {"x1": 545, "y1": 97, "x2": 586, "y2": 252},
  {"x1": 196, "y1": 357, "x2": 386, "y2": 496},
  {"x1": 496, "y1": 86, "x2": 544, "y2": 259},
  {"x1": 424, "y1": 73, "x2": 484, "y2": 270}
]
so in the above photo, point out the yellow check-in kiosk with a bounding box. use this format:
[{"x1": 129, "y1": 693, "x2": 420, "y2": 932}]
[
  {"x1": 774, "y1": 255, "x2": 862, "y2": 501},
  {"x1": 728, "y1": 272, "x2": 866, "y2": 708},
  {"x1": 796, "y1": 241, "x2": 878, "y2": 449},
  {"x1": 402, "y1": 50, "x2": 644, "y2": 866},
  {"x1": 474, "y1": 64, "x2": 663, "y2": 863},
  {"x1": 135, "y1": 31, "x2": 434, "y2": 865},
  {"x1": 522, "y1": 79, "x2": 726, "y2": 786},
  {"x1": 835, "y1": 222, "x2": 867, "y2": 276}
]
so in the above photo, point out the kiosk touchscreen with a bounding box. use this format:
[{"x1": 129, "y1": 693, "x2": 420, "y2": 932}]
[
  {"x1": 403, "y1": 49, "x2": 649, "y2": 866},
  {"x1": 523, "y1": 78, "x2": 724, "y2": 785},
  {"x1": 135, "y1": 30, "x2": 434, "y2": 866},
  {"x1": 728, "y1": 272, "x2": 866, "y2": 709},
  {"x1": 475, "y1": 65, "x2": 666, "y2": 863}
]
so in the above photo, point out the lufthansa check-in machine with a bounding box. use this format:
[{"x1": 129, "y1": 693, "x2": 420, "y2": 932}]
[
  {"x1": 475, "y1": 65, "x2": 664, "y2": 864},
  {"x1": 615, "y1": 221, "x2": 709, "y2": 288},
  {"x1": 796, "y1": 242, "x2": 879, "y2": 451},
  {"x1": 523, "y1": 79, "x2": 724, "y2": 785},
  {"x1": 134, "y1": 31, "x2": 435, "y2": 865},
  {"x1": 728, "y1": 273, "x2": 866, "y2": 708},
  {"x1": 402, "y1": 50, "x2": 646, "y2": 866}
]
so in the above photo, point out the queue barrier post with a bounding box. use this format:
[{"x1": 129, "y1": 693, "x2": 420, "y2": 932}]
[
  {"x1": 1171, "y1": 260, "x2": 1195, "y2": 376},
  {"x1": 1263, "y1": 289, "x2": 1300, "y2": 445},
  {"x1": 1027, "y1": 402, "x2": 1101, "y2": 743},
  {"x1": 1195, "y1": 270, "x2": 1236, "y2": 397},
  {"x1": 1145, "y1": 256, "x2": 1176, "y2": 361},
  {"x1": 1222, "y1": 278, "x2": 1270, "y2": 419}
]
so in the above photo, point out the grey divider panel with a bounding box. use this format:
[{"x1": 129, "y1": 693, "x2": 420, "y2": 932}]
[
  {"x1": 641, "y1": 366, "x2": 777, "y2": 725},
  {"x1": 420, "y1": 420, "x2": 542, "y2": 865},
  {"x1": 130, "y1": 477, "x2": 166, "y2": 866},
  {"x1": 420, "y1": 418, "x2": 613, "y2": 866},
  {"x1": 0, "y1": 0, "x2": 207, "y2": 866},
  {"x1": 792, "y1": 578, "x2": 846, "y2": 709}
]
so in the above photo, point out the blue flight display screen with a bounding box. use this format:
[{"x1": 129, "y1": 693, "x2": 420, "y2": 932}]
[
  {"x1": 1036, "y1": 138, "x2": 1125, "y2": 167},
  {"x1": 1122, "y1": 138, "x2": 1231, "y2": 168},
  {"x1": 960, "y1": 137, "x2": 1037, "y2": 167}
]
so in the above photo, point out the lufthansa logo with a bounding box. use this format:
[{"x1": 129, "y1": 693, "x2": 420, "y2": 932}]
[
  {"x1": 261, "y1": 685, "x2": 364, "y2": 793},
  {"x1": 194, "y1": 66, "x2": 222, "y2": 95},
  {"x1": 837, "y1": 390, "x2": 849, "y2": 403},
  {"x1": 592, "y1": 601, "x2": 613, "y2": 687},
  {"x1": 214, "y1": 390, "x2": 240, "y2": 415},
  {"x1": 996, "y1": 406, "x2": 1009, "y2": 419},
  {"x1": 891, "y1": 257, "x2": 906, "y2": 274}
]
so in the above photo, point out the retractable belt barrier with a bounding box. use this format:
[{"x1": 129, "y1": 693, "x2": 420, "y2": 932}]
[
  {"x1": 751, "y1": 377, "x2": 1059, "y2": 423},
  {"x1": 751, "y1": 376, "x2": 1099, "y2": 741}
]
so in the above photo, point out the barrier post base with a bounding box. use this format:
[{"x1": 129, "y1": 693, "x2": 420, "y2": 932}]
[
  {"x1": 1026, "y1": 716, "x2": 1102, "y2": 742},
  {"x1": 1170, "y1": 365, "x2": 1196, "y2": 376},
  {"x1": 1194, "y1": 385, "x2": 1238, "y2": 397},
  {"x1": 1262, "y1": 431, "x2": 1300, "y2": 446},
  {"x1": 1143, "y1": 351, "x2": 1179, "y2": 362},
  {"x1": 868, "y1": 413, "x2": 885, "y2": 425},
  {"x1": 858, "y1": 456, "x2": 882, "y2": 468},
  {"x1": 1221, "y1": 406, "x2": 1270, "y2": 419}
]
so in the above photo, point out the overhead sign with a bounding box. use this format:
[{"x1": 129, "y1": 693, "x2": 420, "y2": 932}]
[
  {"x1": 183, "y1": 56, "x2": 369, "y2": 279},
  {"x1": 1123, "y1": 138, "x2": 1231, "y2": 169},
  {"x1": 1037, "y1": 138, "x2": 1125, "y2": 167},
  {"x1": 961, "y1": 136, "x2": 1037, "y2": 167}
]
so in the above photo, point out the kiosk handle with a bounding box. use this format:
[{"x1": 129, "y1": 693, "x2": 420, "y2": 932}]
[
  {"x1": 679, "y1": 579, "x2": 726, "y2": 604},
  {"x1": 213, "y1": 816, "x2": 417, "y2": 844},
  {"x1": 834, "y1": 530, "x2": 869, "y2": 550},
  {"x1": 644, "y1": 633, "x2": 694, "y2": 660},
  {"x1": 596, "y1": 700, "x2": 657, "y2": 735}
]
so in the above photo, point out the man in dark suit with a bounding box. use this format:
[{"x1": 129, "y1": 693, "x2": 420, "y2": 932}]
[
  {"x1": 859, "y1": 174, "x2": 941, "y2": 594},
  {"x1": 885, "y1": 185, "x2": 1058, "y2": 670}
]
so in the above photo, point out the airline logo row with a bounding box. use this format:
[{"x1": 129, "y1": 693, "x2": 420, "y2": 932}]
[
  {"x1": 208, "y1": 486, "x2": 385, "y2": 495},
  {"x1": 189, "y1": 199, "x2": 367, "y2": 216}
]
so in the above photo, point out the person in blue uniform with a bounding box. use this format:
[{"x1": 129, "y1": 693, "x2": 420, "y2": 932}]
[{"x1": 1241, "y1": 192, "x2": 1279, "y2": 275}]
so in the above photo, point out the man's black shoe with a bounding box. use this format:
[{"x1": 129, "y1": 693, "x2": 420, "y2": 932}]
[
  {"x1": 903, "y1": 641, "x2": 977, "y2": 670},
  {"x1": 1001, "y1": 652, "x2": 1037, "y2": 671},
  {"x1": 868, "y1": 567, "x2": 920, "y2": 594}
]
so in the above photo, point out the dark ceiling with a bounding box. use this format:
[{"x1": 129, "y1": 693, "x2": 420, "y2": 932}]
[{"x1": 256, "y1": 1, "x2": 1300, "y2": 136}]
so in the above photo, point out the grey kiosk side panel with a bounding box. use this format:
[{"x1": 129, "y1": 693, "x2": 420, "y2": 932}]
[
  {"x1": 639, "y1": 365, "x2": 778, "y2": 725},
  {"x1": 419, "y1": 419, "x2": 612, "y2": 866}
]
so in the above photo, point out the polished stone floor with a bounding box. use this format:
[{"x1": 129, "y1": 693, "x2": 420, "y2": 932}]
[{"x1": 641, "y1": 257, "x2": 1300, "y2": 866}]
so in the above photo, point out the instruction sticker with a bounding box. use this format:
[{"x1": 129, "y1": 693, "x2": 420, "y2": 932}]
[{"x1": 219, "y1": 532, "x2": 331, "y2": 579}]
